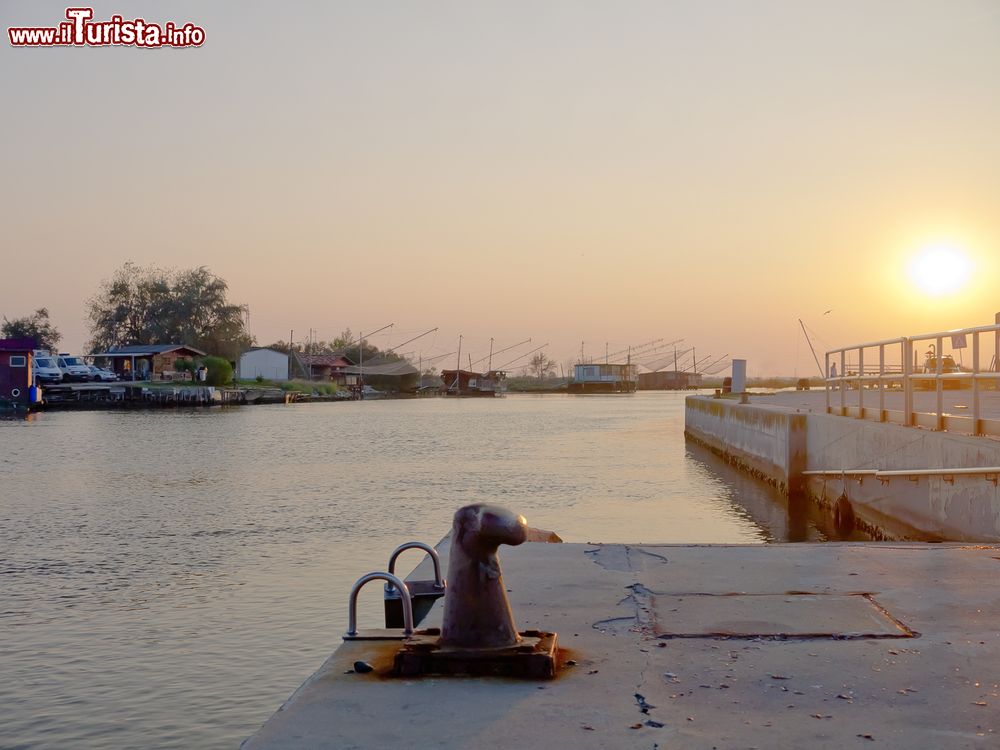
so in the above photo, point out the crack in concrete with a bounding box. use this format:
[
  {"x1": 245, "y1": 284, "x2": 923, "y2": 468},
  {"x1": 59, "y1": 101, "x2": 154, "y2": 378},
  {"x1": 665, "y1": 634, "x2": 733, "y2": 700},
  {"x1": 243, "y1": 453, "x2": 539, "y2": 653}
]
[{"x1": 634, "y1": 548, "x2": 670, "y2": 564}]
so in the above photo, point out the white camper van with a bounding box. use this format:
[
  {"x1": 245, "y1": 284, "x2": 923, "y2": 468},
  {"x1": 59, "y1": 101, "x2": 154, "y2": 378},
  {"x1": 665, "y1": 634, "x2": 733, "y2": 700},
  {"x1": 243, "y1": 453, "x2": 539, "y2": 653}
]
[
  {"x1": 32, "y1": 353, "x2": 63, "y2": 384},
  {"x1": 57, "y1": 354, "x2": 93, "y2": 382}
]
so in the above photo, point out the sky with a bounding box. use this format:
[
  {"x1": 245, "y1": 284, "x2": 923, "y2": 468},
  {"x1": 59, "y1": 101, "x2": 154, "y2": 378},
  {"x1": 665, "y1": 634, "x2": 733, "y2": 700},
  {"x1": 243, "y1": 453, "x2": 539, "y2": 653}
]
[{"x1": 3, "y1": 1, "x2": 1000, "y2": 375}]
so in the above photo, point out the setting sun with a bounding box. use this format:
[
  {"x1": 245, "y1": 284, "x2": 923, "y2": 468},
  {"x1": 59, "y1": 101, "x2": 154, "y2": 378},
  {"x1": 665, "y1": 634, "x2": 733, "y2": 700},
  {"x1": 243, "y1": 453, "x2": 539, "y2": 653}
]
[{"x1": 907, "y1": 243, "x2": 974, "y2": 297}]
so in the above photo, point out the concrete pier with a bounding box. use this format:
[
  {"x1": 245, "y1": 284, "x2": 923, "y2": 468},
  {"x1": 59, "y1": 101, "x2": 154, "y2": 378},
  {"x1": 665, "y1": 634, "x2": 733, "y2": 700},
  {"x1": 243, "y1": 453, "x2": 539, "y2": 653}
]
[
  {"x1": 245, "y1": 540, "x2": 999, "y2": 749},
  {"x1": 685, "y1": 392, "x2": 1000, "y2": 541}
]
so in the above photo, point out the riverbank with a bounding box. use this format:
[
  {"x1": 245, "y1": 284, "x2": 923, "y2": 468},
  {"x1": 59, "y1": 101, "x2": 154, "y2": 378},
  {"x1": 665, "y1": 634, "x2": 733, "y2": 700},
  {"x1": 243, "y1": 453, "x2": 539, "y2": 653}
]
[{"x1": 246, "y1": 537, "x2": 1000, "y2": 749}]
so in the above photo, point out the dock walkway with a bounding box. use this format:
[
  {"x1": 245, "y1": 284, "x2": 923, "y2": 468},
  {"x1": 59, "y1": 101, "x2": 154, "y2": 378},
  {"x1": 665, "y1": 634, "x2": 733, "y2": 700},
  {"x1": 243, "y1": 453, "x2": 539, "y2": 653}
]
[
  {"x1": 763, "y1": 387, "x2": 1000, "y2": 430},
  {"x1": 245, "y1": 540, "x2": 999, "y2": 749}
]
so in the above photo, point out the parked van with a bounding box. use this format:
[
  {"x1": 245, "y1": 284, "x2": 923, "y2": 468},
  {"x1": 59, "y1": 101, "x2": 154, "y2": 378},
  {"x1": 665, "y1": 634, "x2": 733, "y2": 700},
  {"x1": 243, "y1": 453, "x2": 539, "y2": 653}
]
[
  {"x1": 57, "y1": 354, "x2": 93, "y2": 382},
  {"x1": 33, "y1": 355, "x2": 63, "y2": 384}
]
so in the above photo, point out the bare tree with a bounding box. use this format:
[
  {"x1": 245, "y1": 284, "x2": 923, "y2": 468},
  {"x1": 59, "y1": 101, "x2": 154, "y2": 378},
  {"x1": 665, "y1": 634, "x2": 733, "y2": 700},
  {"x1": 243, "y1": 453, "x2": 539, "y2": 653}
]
[{"x1": 528, "y1": 352, "x2": 557, "y2": 379}]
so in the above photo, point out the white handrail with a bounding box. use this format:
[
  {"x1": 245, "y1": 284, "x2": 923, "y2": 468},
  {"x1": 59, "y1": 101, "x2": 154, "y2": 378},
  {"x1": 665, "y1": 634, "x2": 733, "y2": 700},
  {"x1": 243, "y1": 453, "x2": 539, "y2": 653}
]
[
  {"x1": 804, "y1": 467, "x2": 1000, "y2": 478},
  {"x1": 802, "y1": 470, "x2": 878, "y2": 476},
  {"x1": 825, "y1": 319, "x2": 1000, "y2": 437},
  {"x1": 876, "y1": 467, "x2": 1000, "y2": 478}
]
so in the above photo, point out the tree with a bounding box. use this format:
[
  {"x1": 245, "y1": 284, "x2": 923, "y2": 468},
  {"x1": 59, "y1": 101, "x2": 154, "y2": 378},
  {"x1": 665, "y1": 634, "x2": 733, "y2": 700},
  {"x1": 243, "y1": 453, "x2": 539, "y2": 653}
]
[
  {"x1": 264, "y1": 340, "x2": 299, "y2": 355},
  {"x1": 87, "y1": 263, "x2": 253, "y2": 360},
  {"x1": 528, "y1": 352, "x2": 557, "y2": 379},
  {"x1": 268, "y1": 328, "x2": 405, "y2": 365},
  {"x1": 2, "y1": 308, "x2": 61, "y2": 351},
  {"x1": 330, "y1": 327, "x2": 402, "y2": 364}
]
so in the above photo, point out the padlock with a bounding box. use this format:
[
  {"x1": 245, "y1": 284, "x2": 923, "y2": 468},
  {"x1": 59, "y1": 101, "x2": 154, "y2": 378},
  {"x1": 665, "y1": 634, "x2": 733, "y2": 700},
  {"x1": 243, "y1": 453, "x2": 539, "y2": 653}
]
[
  {"x1": 344, "y1": 571, "x2": 414, "y2": 640},
  {"x1": 383, "y1": 541, "x2": 447, "y2": 629}
]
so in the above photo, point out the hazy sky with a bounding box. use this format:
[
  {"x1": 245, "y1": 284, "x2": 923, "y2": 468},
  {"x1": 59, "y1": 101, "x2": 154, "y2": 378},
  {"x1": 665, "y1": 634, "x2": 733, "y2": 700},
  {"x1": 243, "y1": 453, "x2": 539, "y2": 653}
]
[{"x1": 3, "y1": 1, "x2": 999, "y2": 375}]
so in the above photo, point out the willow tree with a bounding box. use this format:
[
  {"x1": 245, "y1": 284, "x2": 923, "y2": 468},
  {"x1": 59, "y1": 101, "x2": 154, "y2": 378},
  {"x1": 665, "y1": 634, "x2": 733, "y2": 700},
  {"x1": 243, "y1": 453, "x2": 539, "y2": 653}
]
[{"x1": 87, "y1": 263, "x2": 253, "y2": 360}]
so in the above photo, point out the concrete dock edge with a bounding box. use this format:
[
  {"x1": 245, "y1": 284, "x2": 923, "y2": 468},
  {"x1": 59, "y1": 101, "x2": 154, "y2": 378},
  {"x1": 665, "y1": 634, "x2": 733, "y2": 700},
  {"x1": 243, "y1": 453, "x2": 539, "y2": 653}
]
[{"x1": 685, "y1": 394, "x2": 1000, "y2": 541}]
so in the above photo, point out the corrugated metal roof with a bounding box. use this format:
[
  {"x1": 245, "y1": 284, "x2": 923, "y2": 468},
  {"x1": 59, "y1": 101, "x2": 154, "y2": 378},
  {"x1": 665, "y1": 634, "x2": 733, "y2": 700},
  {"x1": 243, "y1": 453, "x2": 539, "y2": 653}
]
[
  {"x1": 100, "y1": 344, "x2": 207, "y2": 356},
  {"x1": 297, "y1": 353, "x2": 354, "y2": 367},
  {"x1": 342, "y1": 361, "x2": 419, "y2": 376}
]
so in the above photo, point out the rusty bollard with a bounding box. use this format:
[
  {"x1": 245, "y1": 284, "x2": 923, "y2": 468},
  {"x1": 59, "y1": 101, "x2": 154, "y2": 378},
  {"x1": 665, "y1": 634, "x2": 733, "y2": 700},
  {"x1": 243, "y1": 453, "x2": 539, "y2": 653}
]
[
  {"x1": 439, "y1": 503, "x2": 528, "y2": 649},
  {"x1": 394, "y1": 503, "x2": 560, "y2": 678}
]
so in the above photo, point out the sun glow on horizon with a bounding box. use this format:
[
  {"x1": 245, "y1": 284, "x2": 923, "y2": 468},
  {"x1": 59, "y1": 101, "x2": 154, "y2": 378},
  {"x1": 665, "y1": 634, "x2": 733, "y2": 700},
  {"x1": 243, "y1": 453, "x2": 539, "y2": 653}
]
[{"x1": 907, "y1": 242, "x2": 974, "y2": 297}]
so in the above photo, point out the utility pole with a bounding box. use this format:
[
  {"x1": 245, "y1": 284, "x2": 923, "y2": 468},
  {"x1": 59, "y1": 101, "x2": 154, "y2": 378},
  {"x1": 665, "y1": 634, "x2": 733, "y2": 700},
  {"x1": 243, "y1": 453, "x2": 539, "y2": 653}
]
[{"x1": 488, "y1": 337, "x2": 494, "y2": 373}]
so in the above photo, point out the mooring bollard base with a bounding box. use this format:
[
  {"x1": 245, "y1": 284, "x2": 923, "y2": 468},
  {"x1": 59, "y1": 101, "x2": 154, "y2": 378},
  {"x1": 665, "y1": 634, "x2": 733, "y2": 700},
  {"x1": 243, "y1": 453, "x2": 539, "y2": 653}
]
[{"x1": 394, "y1": 628, "x2": 560, "y2": 679}]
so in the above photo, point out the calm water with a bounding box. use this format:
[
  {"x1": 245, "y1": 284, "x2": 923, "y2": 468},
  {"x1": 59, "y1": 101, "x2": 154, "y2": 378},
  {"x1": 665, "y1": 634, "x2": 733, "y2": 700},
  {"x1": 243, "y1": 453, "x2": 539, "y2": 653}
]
[{"x1": 0, "y1": 393, "x2": 827, "y2": 749}]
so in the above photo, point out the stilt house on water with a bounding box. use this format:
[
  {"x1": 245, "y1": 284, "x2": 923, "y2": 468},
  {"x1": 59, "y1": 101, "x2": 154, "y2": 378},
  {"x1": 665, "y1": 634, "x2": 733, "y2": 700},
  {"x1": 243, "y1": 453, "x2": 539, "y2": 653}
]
[
  {"x1": 441, "y1": 369, "x2": 507, "y2": 396},
  {"x1": 637, "y1": 370, "x2": 703, "y2": 390},
  {"x1": 568, "y1": 362, "x2": 638, "y2": 393}
]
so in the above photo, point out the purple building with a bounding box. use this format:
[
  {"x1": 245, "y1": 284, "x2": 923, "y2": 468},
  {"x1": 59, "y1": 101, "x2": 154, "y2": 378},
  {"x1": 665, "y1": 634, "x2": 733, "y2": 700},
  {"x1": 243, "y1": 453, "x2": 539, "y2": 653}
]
[{"x1": 0, "y1": 337, "x2": 40, "y2": 409}]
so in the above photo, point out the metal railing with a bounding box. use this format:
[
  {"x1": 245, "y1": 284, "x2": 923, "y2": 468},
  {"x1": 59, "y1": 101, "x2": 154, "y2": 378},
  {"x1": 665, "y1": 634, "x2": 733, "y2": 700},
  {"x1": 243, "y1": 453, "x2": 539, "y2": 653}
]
[
  {"x1": 824, "y1": 321, "x2": 1000, "y2": 436},
  {"x1": 803, "y1": 467, "x2": 1000, "y2": 484}
]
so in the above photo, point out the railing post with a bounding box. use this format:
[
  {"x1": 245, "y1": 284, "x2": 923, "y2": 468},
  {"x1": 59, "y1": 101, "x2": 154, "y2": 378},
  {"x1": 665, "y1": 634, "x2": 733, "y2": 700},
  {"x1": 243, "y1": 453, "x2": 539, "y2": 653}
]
[
  {"x1": 858, "y1": 347, "x2": 865, "y2": 417},
  {"x1": 824, "y1": 351, "x2": 830, "y2": 413},
  {"x1": 878, "y1": 344, "x2": 885, "y2": 421},
  {"x1": 903, "y1": 338, "x2": 913, "y2": 426},
  {"x1": 936, "y1": 335, "x2": 944, "y2": 430},
  {"x1": 973, "y1": 331, "x2": 981, "y2": 435},
  {"x1": 995, "y1": 313, "x2": 1000, "y2": 372},
  {"x1": 840, "y1": 349, "x2": 847, "y2": 415}
]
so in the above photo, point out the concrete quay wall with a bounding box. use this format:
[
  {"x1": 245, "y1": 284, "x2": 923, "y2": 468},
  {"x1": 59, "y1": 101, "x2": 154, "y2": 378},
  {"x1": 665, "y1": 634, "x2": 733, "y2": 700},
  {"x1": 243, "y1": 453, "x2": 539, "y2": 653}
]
[
  {"x1": 685, "y1": 395, "x2": 1000, "y2": 541},
  {"x1": 683, "y1": 395, "x2": 807, "y2": 495},
  {"x1": 805, "y1": 413, "x2": 1000, "y2": 541}
]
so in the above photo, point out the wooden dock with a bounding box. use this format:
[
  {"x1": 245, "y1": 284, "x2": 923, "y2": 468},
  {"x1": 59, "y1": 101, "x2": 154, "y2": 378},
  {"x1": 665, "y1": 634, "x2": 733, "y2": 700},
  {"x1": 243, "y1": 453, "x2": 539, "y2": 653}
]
[{"x1": 38, "y1": 382, "x2": 241, "y2": 409}]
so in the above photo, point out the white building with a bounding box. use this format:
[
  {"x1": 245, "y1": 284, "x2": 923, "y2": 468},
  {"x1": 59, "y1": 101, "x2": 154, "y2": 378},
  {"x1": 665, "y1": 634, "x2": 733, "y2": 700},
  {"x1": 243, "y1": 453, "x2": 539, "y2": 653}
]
[
  {"x1": 568, "y1": 362, "x2": 638, "y2": 393},
  {"x1": 238, "y1": 348, "x2": 289, "y2": 381}
]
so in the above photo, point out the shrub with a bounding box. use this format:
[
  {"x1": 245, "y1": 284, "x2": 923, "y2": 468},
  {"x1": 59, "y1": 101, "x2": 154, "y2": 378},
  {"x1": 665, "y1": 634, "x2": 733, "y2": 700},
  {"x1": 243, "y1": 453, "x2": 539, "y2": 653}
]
[
  {"x1": 202, "y1": 356, "x2": 233, "y2": 386},
  {"x1": 174, "y1": 358, "x2": 196, "y2": 374}
]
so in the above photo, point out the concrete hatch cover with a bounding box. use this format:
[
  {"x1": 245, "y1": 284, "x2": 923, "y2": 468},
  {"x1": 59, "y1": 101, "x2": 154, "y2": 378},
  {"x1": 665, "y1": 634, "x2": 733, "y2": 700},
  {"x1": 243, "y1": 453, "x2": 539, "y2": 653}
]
[{"x1": 648, "y1": 593, "x2": 916, "y2": 639}]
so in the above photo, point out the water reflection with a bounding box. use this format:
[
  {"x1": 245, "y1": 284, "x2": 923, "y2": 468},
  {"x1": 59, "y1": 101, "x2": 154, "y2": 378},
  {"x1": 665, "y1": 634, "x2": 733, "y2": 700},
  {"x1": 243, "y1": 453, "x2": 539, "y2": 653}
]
[
  {"x1": 0, "y1": 393, "x2": 840, "y2": 749},
  {"x1": 0, "y1": 410, "x2": 38, "y2": 422},
  {"x1": 683, "y1": 440, "x2": 873, "y2": 542}
]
